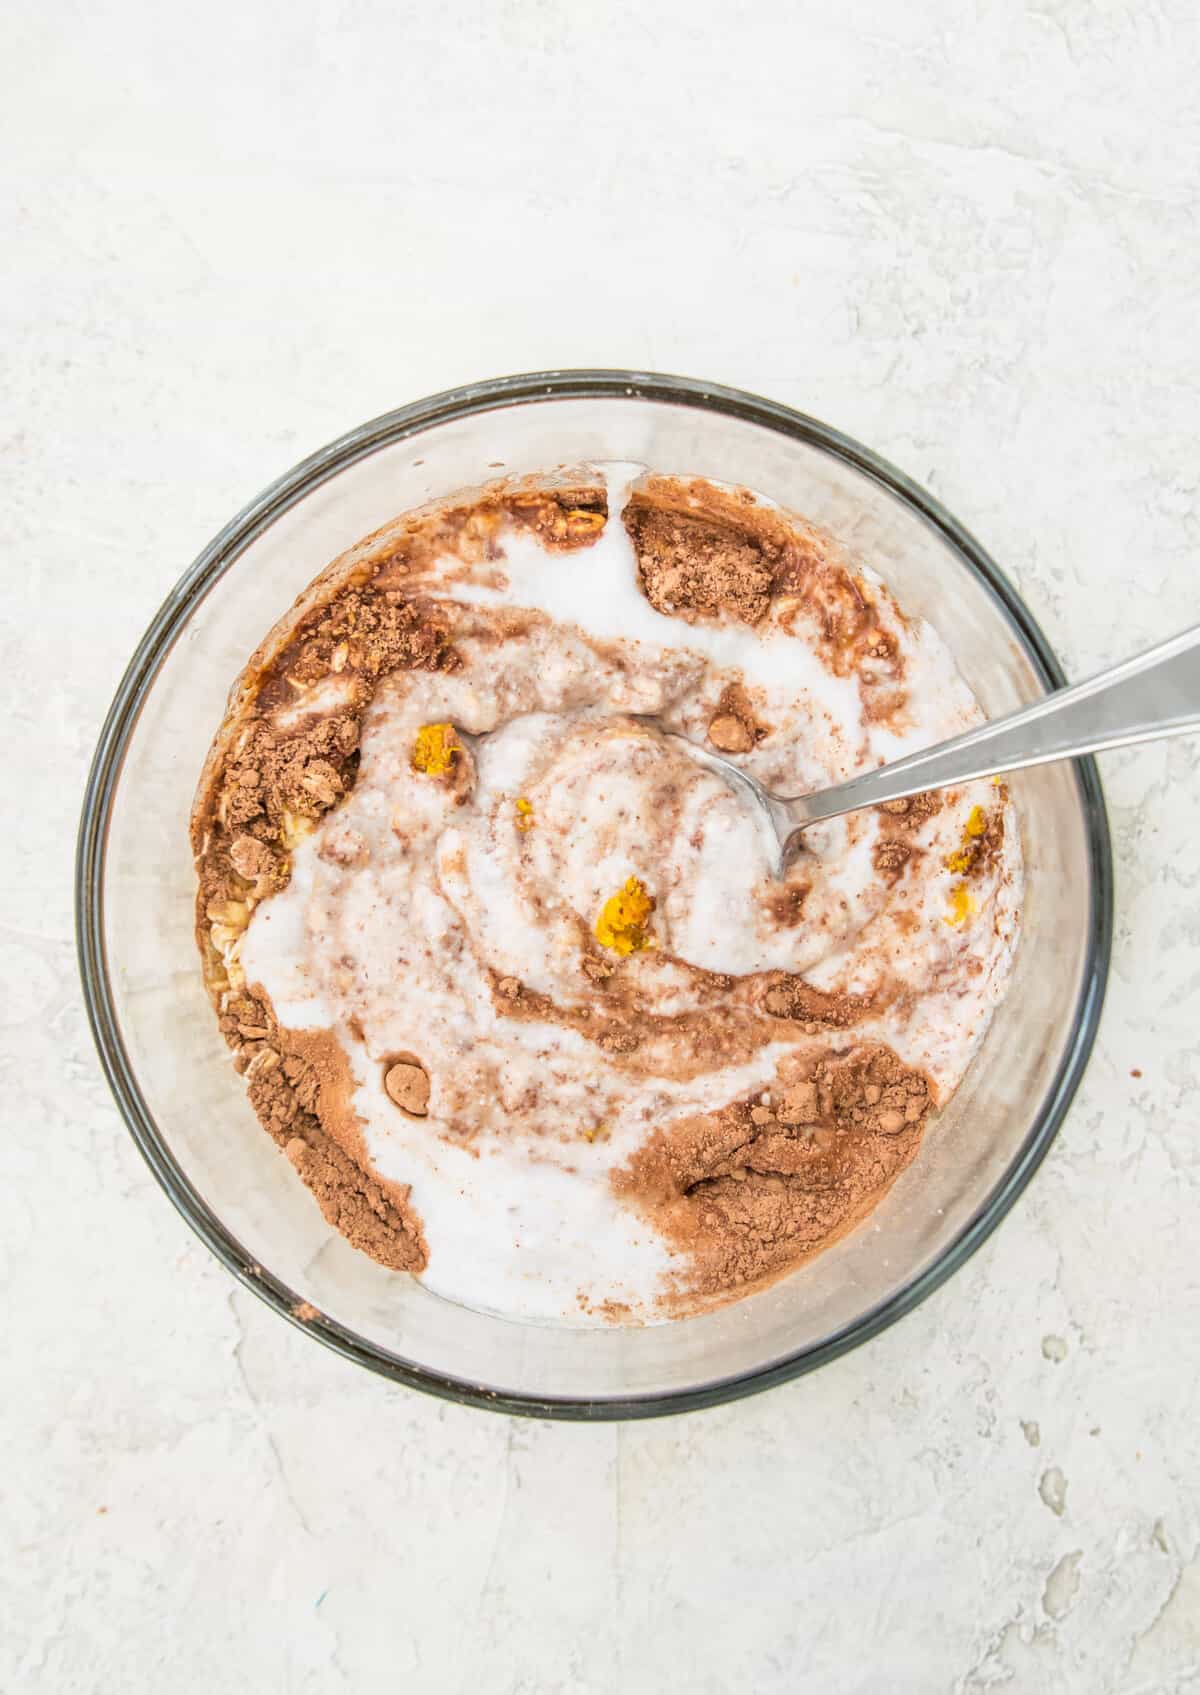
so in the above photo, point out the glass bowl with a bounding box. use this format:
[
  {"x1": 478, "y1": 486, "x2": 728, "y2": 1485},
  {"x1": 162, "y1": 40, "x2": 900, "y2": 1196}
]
[{"x1": 76, "y1": 371, "x2": 1112, "y2": 1419}]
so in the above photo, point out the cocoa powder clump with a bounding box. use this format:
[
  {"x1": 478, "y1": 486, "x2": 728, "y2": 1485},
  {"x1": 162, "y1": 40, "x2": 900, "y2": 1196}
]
[
  {"x1": 871, "y1": 789, "x2": 941, "y2": 882},
  {"x1": 215, "y1": 715, "x2": 361, "y2": 835},
  {"x1": 707, "y1": 681, "x2": 766, "y2": 754},
  {"x1": 240, "y1": 1005, "x2": 427, "y2": 1273},
  {"x1": 625, "y1": 505, "x2": 774, "y2": 624},
  {"x1": 616, "y1": 1045, "x2": 934, "y2": 1305},
  {"x1": 873, "y1": 839, "x2": 913, "y2": 879},
  {"x1": 298, "y1": 588, "x2": 457, "y2": 685},
  {"x1": 759, "y1": 976, "x2": 873, "y2": 1028},
  {"x1": 282, "y1": 1129, "x2": 426, "y2": 1272}
]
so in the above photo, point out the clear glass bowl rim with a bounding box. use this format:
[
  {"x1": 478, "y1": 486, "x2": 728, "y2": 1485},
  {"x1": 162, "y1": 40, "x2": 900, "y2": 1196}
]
[{"x1": 75, "y1": 369, "x2": 1114, "y2": 1420}]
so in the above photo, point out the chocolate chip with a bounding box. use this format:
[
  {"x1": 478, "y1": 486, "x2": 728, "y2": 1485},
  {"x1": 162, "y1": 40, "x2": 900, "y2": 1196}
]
[
  {"x1": 708, "y1": 713, "x2": 754, "y2": 754},
  {"x1": 384, "y1": 1061, "x2": 430, "y2": 1117}
]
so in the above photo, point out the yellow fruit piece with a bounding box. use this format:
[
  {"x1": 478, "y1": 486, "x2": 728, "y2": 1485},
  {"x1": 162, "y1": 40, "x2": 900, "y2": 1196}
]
[
  {"x1": 595, "y1": 876, "x2": 655, "y2": 956},
  {"x1": 411, "y1": 722, "x2": 460, "y2": 777},
  {"x1": 515, "y1": 796, "x2": 535, "y2": 831},
  {"x1": 944, "y1": 805, "x2": 989, "y2": 874},
  {"x1": 944, "y1": 882, "x2": 978, "y2": 927}
]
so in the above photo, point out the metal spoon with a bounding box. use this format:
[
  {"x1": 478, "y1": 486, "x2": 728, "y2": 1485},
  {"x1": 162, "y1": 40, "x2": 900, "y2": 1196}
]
[{"x1": 659, "y1": 624, "x2": 1200, "y2": 873}]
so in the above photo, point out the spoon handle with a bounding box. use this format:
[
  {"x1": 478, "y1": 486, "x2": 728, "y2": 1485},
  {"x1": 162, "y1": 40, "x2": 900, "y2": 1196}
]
[{"x1": 785, "y1": 623, "x2": 1200, "y2": 831}]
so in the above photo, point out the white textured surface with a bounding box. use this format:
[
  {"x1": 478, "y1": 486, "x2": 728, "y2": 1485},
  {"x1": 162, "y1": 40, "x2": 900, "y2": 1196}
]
[{"x1": 4, "y1": 1, "x2": 1199, "y2": 1689}]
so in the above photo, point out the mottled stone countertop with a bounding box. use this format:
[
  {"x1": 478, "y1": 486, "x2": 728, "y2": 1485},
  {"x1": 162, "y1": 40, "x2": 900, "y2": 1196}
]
[{"x1": 4, "y1": 2, "x2": 1198, "y2": 1689}]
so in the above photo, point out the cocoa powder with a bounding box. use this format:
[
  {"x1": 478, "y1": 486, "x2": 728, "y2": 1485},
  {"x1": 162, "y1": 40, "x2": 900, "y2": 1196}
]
[
  {"x1": 759, "y1": 975, "x2": 874, "y2": 1028},
  {"x1": 193, "y1": 471, "x2": 943, "y2": 1311},
  {"x1": 238, "y1": 1002, "x2": 427, "y2": 1273},
  {"x1": 616, "y1": 1046, "x2": 934, "y2": 1306},
  {"x1": 626, "y1": 503, "x2": 775, "y2": 625},
  {"x1": 193, "y1": 483, "x2": 608, "y2": 1271},
  {"x1": 707, "y1": 680, "x2": 766, "y2": 753},
  {"x1": 625, "y1": 476, "x2": 911, "y2": 722}
]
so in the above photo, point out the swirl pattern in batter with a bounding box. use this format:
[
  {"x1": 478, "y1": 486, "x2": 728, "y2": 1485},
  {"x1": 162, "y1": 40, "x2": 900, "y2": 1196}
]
[{"x1": 192, "y1": 464, "x2": 1021, "y2": 1323}]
